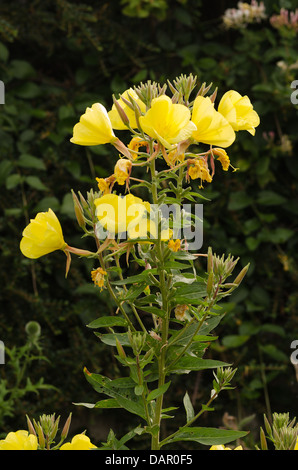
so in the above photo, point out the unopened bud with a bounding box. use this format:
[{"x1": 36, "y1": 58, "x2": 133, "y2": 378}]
[
  {"x1": 61, "y1": 412, "x2": 72, "y2": 440},
  {"x1": 115, "y1": 337, "x2": 126, "y2": 359},
  {"x1": 260, "y1": 427, "x2": 268, "y2": 450},
  {"x1": 233, "y1": 263, "x2": 250, "y2": 286},
  {"x1": 72, "y1": 189, "x2": 86, "y2": 229},
  {"x1": 112, "y1": 94, "x2": 130, "y2": 127},
  {"x1": 26, "y1": 415, "x2": 37, "y2": 437}
]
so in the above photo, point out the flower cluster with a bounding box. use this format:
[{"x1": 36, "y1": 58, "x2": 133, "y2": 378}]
[
  {"x1": 19, "y1": 76, "x2": 259, "y2": 270},
  {"x1": 223, "y1": 1, "x2": 266, "y2": 29},
  {"x1": 270, "y1": 8, "x2": 298, "y2": 33},
  {"x1": 0, "y1": 413, "x2": 97, "y2": 450}
]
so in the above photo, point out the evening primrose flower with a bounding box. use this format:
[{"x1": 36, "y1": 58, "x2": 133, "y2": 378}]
[
  {"x1": 218, "y1": 90, "x2": 260, "y2": 135},
  {"x1": 94, "y1": 193, "x2": 150, "y2": 235},
  {"x1": 20, "y1": 209, "x2": 67, "y2": 259},
  {"x1": 168, "y1": 239, "x2": 181, "y2": 252},
  {"x1": 70, "y1": 103, "x2": 117, "y2": 146},
  {"x1": 139, "y1": 95, "x2": 197, "y2": 149},
  {"x1": 209, "y1": 444, "x2": 243, "y2": 450},
  {"x1": 191, "y1": 96, "x2": 236, "y2": 148},
  {"x1": 128, "y1": 217, "x2": 172, "y2": 241},
  {"x1": 108, "y1": 88, "x2": 146, "y2": 130},
  {"x1": 0, "y1": 430, "x2": 38, "y2": 450},
  {"x1": 60, "y1": 434, "x2": 97, "y2": 450}
]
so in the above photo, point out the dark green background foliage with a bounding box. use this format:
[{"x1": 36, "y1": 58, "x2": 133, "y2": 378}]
[{"x1": 0, "y1": 0, "x2": 298, "y2": 448}]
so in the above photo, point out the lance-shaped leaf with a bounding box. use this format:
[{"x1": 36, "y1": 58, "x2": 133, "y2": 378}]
[
  {"x1": 84, "y1": 370, "x2": 147, "y2": 420},
  {"x1": 161, "y1": 426, "x2": 248, "y2": 447}
]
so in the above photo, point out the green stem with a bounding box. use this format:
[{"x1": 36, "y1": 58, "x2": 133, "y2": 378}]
[{"x1": 149, "y1": 156, "x2": 170, "y2": 450}]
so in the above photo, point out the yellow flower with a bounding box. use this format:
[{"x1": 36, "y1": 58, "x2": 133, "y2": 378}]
[
  {"x1": 128, "y1": 217, "x2": 172, "y2": 242},
  {"x1": 91, "y1": 267, "x2": 107, "y2": 291},
  {"x1": 60, "y1": 434, "x2": 97, "y2": 450},
  {"x1": 218, "y1": 90, "x2": 260, "y2": 135},
  {"x1": 70, "y1": 103, "x2": 117, "y2": 146},
  {"x1": 114, "y1": 159, "x2": 132, "y2": 185},
  {"x1": 139, "y1": 95, "x2": 197, "y2": 149},
  {"x1": 94, "y1": 193, "x2": 150, "y2": 234},
  {"x1": 168, "y1": 239, "x2": 181, "y2": 252},
  {"x1": 0, "y1": 430, "x2": 38, "y2": 450},
  {"x1": 20, "y1": 209, "x2": 67, "y2": 259},
  {"x1": 108, "y1": 88, "x2": 146, "y2": 130},
  {"x1": 187, "y1": 159, "x2": 212, "y2": 185},
  {"x1": 209, "y1": 444, "x2": 243, "y2": 450},
  {"x1": 191, "y1": 96, "x2": 235, "y2": 148}
]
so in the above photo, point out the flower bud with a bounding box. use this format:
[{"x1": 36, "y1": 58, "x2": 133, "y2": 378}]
[
  {"x1": 72, "y1": 189, "x2": 86, "y2": 229},
  {"x1": 233, "y1": 263, "x2": 250, "y2": 286}
]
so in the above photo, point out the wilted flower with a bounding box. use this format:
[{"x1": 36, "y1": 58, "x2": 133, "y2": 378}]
[
  {"x1": 20, "y1": 209, "x2": 67, "y2": 259},
  {"x1": 91, "y1": 267, "x2": 107, "y2": 291},
  {"x1": 212, "y1": 148, "x2": 231, "y2": 171},
  {"x1": 174, "y1": 304, "x2": 189, "y2": 321},
  {"x1": 113, "y1": 158, "x2": 132, "y2": 185},
  {"x1": 187, "y1": 158, "x2": 212, "y2": 186}
]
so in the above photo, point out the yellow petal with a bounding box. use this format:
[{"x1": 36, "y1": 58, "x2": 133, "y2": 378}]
[
  {"x1": 108, "y1": 88, "x2": 146, "y2": 130},
  {"x1": 20, "y1": 209, "x2": 66, "y2": 259},
  {"x1": 95, "y1": 194, "x2": 150, "y2": 234},
  {"x1": 139, "y1": 95, "x2": 196, "y2": 149},
  {"x1": 60, "y1": 434, "x2": 96, "y2": 450},
  {"x1": 191, "y1": 96, "x2": 235, "y2": 148},
  {"x1": 70, "y1": 103, "x2": 116, "y2": 146},
  {"x1": 218, "y1": 90, "x2": 260, "y2": 134}
]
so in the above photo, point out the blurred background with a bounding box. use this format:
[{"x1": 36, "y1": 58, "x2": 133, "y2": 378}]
[{"x1": 0, "y1": 0, "x2": 298, "y2": 449}]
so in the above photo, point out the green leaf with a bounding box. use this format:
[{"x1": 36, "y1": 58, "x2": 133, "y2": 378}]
[
  {"x1": 84, "y1": 371, "x2": 146, "y2": 420},
  {"x1": 95, "y1": 332, "x2": 131, "y2": 347},
  {"x1": 222, "y1": 335, "x2": 250, "y2": 349},
  {"x1": 163, "y1": 427, "x2": 248, "y2": 447},
  {"x1": 25, "y1": 175, "x2": 49, "y2": 191},
  {"x1": 257, "y1": 190, "x2": 286, "y2": 206},
  {"x1": 168, "y1": 357, "x2": 230, "y2": 374},
  {"x1": 138, "y1": 306, "x2": 166, "y2": 318},
  {"x1": 112, "y1": 273, "x2": 151, "y2": 285},
  {"x1": 0, "y1": 160, "x2": 13, "y2": 187},
  {"x1": 172, "y1": 282, "x2": 206, "y2": 305},
  {"x1": 6, "y1": 173, "x2": 22, "y2": 189},
  {"x1": 183, "y1": 392, "x2": 194, "y2": 423},
  {"x1": 228, "y1": 191, "x2": 253, "y2": 211},
  {"x1": 147, "y1": 382, "x2": 171, "y2": 402},
  {"x1": 18, "y1": 154, "x2": 46, "y2": 170},
  {"x1": 87, "y1": 316, "x2": 128, "y2": 329},
  {"x1": 95, "y1": 399, "x2": 121, "y2": 409}
]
